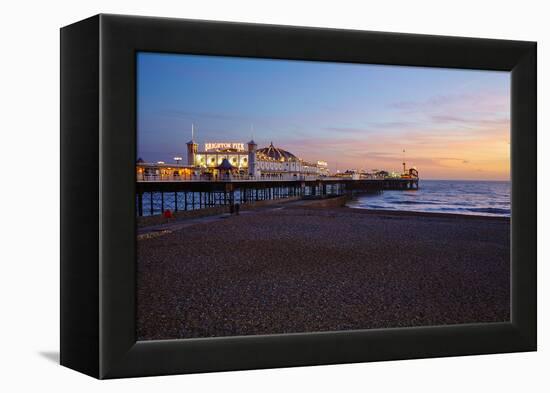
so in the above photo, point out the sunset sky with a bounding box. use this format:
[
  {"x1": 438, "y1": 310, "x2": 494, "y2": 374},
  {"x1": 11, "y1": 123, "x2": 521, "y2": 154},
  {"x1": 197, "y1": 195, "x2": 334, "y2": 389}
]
[{"x1": 137, "y1": 52, "x2": 510, "y2": 180}]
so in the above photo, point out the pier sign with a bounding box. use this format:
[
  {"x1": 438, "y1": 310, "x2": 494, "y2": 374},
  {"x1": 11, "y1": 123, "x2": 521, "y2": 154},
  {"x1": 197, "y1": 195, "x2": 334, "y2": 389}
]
[{"x1": 205, "y1": 142, "x2": 245, "y2": 151}]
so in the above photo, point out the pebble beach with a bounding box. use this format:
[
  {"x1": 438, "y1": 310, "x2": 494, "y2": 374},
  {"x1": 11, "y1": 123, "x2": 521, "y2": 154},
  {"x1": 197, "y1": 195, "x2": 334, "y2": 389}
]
[{"x1": 137, "y1": 205, "x2": 510, "y2": 341}]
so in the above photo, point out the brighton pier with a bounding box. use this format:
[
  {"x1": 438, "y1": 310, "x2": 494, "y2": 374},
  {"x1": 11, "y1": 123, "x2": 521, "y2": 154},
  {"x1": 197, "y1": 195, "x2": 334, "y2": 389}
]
[{"x1": 136, "y1": 140, "x2": 419, "y2": 217}]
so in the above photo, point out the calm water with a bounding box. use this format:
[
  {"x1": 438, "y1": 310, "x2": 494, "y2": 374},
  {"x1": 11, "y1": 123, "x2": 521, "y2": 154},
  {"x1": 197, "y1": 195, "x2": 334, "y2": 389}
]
[{"x1": 346, "y1": 180, "x2": 511, "y2": 217}]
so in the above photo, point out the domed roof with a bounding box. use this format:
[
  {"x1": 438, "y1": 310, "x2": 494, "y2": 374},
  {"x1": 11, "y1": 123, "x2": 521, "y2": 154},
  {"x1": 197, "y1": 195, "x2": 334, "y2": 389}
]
[{"x1": 257, "y1": 142, "x2": 298, "y2": 161}]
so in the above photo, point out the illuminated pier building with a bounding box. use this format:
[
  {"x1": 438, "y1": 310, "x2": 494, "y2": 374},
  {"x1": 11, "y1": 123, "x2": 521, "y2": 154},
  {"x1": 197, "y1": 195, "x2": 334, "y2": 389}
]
[
  {"x1": 137, "y1": 138, "x2": 329, "y2": 180},
  {"x1": 188, "y1": 139, "x2": 326, "y2": 178}
]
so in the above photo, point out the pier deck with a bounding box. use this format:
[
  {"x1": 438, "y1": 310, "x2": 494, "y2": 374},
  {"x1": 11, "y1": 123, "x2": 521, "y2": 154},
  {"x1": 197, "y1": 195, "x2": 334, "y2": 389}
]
[{"x1": 135, "y1": 177, "x2": 419, "y2": 217}]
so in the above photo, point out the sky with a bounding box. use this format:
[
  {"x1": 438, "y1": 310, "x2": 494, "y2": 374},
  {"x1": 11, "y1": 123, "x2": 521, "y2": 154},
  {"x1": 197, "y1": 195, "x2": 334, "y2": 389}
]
[{"x1": 137, "y1": 52, "x2": 510, "y2": 180}]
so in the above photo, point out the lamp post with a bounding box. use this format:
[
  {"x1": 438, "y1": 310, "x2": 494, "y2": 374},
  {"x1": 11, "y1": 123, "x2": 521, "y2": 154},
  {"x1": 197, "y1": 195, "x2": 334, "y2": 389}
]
[{"x1": 174, "y1": 156, "x2": 182, "y2": 165}]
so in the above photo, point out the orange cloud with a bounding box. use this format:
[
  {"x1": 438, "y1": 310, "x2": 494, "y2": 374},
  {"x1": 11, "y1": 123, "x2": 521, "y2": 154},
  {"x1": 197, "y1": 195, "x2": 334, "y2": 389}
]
[{"x1": 287, "y1": 90, "x2": 510, "y2": 180}]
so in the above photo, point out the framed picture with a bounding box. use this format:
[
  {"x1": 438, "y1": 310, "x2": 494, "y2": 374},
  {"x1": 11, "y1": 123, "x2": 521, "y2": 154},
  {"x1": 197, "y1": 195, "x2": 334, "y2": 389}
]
[{"x1": 60, "y1": 14, "x2": 536, "y2": 379}]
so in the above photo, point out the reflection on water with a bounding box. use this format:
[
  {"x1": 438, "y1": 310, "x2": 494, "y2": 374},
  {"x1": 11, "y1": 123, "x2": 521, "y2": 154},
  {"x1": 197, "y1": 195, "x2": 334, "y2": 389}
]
[{"x1": 346, "y1": 180, "x2": 510, "y2": 217}]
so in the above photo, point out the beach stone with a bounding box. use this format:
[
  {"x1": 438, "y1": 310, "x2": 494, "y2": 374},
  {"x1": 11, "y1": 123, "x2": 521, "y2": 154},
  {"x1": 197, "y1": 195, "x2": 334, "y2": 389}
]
[{"x1": 137, "y1": 207, "x2": 510, "y2": 340}]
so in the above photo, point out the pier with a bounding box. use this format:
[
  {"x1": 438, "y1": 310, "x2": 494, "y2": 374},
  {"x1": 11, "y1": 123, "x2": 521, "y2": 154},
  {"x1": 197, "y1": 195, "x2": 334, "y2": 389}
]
[{"x1": 136, "y1": 177, "x2": 419, "y2": 216}]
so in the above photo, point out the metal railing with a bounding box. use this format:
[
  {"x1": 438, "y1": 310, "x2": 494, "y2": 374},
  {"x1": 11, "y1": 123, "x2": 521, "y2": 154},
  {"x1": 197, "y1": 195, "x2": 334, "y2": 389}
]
[
  {"x1": 136, "y1": 174, "x2": 325, "y2": 182},
  {"x1": 136, "y1": 173, "x2": 418, "y2": 183}
]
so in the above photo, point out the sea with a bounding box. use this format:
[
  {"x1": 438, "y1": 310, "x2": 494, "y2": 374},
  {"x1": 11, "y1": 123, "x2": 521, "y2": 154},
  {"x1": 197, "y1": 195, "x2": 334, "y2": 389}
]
[{"x1": 346, "y1": 180, "x2": 511, "y2": 217}]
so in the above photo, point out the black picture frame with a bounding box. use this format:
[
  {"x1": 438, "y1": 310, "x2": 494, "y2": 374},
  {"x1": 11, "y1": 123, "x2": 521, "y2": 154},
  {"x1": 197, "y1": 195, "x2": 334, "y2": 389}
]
[{"x1": 60, "y1": 14, "x2": 536, "y2": 379}]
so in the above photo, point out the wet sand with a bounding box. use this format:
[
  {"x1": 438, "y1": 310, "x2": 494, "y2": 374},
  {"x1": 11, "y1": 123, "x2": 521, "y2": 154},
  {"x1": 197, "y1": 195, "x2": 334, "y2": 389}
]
[{"x1": 137, "y1": 206, "x2": 510, "y2": 340}]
